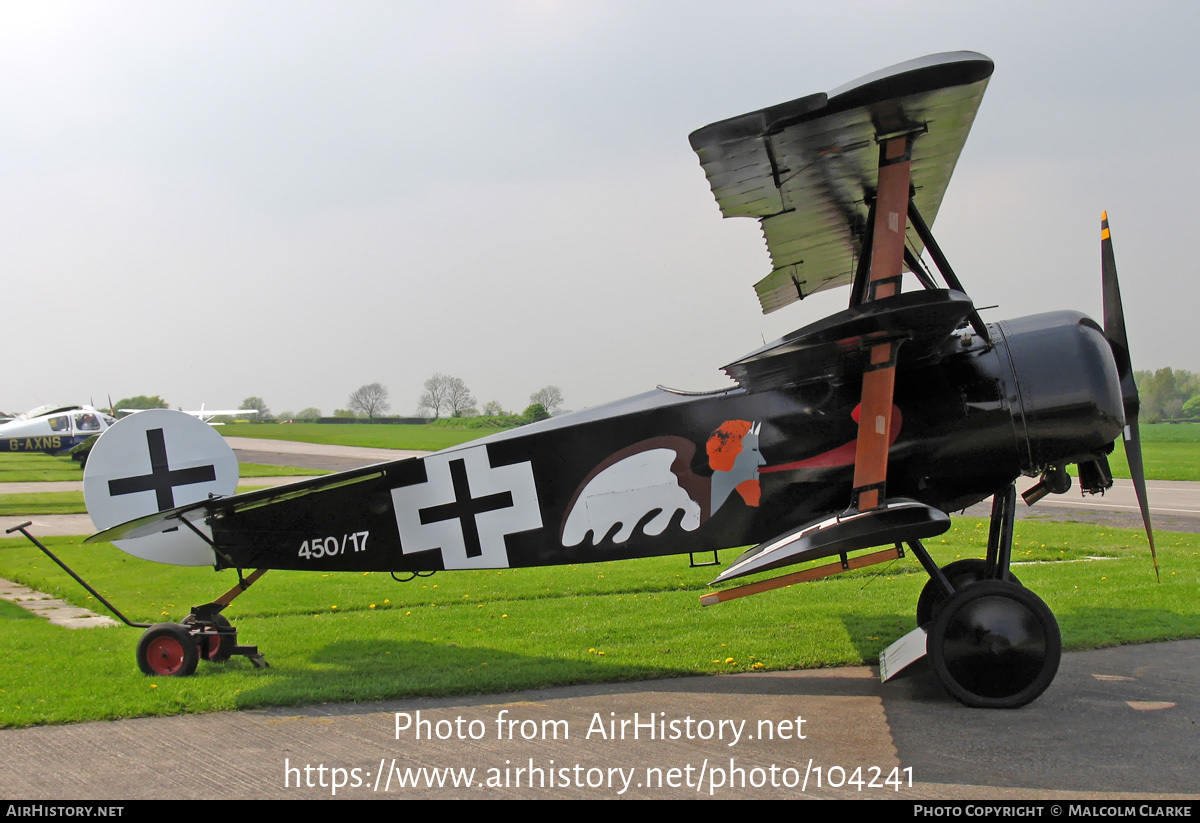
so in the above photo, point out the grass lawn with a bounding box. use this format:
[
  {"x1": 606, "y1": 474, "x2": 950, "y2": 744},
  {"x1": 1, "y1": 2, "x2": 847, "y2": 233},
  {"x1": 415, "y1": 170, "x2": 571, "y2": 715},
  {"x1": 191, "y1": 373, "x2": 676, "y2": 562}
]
[
  {"x1": 0, "y1": 452, "x2": 323, "y2": 483},
  {"x1": 0, "y1": 484, "x2": 299, "y2": 517},
  {"x1": 218, "y1": 422, "x2": 494, "y2": 451},
  {"x1": 1106, "y1": 423, "x2": 1200, "y2": 481},
  {"x1": 0, "y1": 519, "x2": 1193, "y2": 728}
]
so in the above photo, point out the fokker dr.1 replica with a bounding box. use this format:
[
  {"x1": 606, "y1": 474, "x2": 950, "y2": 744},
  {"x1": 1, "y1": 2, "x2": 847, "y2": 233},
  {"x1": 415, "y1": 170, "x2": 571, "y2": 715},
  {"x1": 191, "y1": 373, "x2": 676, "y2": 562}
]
[{"x1": 63, "y1": 52, "x2": 1155, "y2": 708}]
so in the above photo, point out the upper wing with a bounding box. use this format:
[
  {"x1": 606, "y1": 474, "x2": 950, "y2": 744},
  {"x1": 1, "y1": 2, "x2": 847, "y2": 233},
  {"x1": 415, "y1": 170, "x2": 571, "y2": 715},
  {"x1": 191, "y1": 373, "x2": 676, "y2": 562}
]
[{"x1": 689, "y1": 51, "x2": 992, "y2": 314}]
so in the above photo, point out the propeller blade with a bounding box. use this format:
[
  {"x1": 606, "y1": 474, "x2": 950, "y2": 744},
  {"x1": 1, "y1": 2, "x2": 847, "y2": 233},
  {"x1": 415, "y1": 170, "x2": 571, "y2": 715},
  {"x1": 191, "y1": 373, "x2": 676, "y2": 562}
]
[
  {"x1": 1101, "y1": 211, "x2": 1133, "y2": 381},
  {"x1": 1101, "y1": 211, "x2": 1158, "y2": 580},
  {"x1": 1123, "y1": 417, "x2": 1159, "y2": 581}
]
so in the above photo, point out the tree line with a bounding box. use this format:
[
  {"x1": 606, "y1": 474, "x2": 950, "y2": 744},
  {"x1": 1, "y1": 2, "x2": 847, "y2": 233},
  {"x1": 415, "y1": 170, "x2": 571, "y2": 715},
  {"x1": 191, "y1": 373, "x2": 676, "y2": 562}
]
[
  {"x1": 110, "y1": 381, "x2": 564, "y2": 424},
  {"x1": 110, "y1": 368, "x2": 1200, "y2": 427},
  {"x1": 333, "y1": 377, "x2": 564, "y2": 422},
  {"x1": 1135, "y1": 368, "x2": 1200, "y2": 422}
]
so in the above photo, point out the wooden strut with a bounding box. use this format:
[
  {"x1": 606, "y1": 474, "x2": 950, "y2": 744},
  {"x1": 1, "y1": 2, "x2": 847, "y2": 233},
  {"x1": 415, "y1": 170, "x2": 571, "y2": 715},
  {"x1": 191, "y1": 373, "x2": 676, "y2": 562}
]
[
  {"x1": 213, "y1": 568, "x2": 268, "y2": 607},
  {"x1": 850, "y1": 135, "x2": 913, "y2": 512},
  {"x1": 700, "y1": 547, "x2": 902, "y2": 606}
]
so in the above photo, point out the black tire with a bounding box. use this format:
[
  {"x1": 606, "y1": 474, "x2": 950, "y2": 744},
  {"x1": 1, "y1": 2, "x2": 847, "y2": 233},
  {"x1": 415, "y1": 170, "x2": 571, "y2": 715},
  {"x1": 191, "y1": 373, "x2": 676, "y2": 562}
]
[
  {"x1": 182, "y1": 613, "x2": 235, "y2": 663},
  {"x1": 136, "y1": 623, "x2": 199, "y2": 677},
  {"x1": 916, "y1": 559, "x2": 1022, "y2": 627},
  {"x1": 927, "y1": 580, "x2": 1061, "y2": 709}
]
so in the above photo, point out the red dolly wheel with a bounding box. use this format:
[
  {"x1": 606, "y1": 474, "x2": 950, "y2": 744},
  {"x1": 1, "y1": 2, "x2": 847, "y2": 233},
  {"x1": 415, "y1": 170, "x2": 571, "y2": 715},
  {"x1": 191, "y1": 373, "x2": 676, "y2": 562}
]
[{"x1": 136, "y1": 623, "x2": 199, "y2": 677}]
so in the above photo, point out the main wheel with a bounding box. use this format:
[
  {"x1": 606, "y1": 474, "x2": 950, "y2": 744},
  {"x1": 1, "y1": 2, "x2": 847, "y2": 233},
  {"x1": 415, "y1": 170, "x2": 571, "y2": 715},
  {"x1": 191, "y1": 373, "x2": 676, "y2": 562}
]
[
  {"x1": 182, "y1": 613, "x2": 235, "y2": 662},
  {"x1": 916, "y1": 559, "x2": 1021, "y2": 627},
  {"x1": 137, "y1": 623, "x2": 200, "y2": 677},
  {"x1": 927, "y1": 580, "x2": 1060, "y2": 708}
]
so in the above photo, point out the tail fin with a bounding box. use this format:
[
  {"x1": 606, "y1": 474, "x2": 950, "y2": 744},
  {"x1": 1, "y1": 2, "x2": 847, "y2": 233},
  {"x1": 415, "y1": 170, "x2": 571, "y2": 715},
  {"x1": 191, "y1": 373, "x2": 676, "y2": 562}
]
[{"x1": 82, "y1": 409, "x2": 239, "y2": 566}]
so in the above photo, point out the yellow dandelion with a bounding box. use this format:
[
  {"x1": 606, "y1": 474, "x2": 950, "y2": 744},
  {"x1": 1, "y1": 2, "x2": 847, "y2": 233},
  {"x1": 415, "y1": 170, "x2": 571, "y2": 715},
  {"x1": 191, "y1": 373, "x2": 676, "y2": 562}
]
[
  {"x1": 369, "y1": 604, "x2": 376, "y2": 609},
  {"x1": 725, "y1": 657, "x2": 735, "y2": 664}
]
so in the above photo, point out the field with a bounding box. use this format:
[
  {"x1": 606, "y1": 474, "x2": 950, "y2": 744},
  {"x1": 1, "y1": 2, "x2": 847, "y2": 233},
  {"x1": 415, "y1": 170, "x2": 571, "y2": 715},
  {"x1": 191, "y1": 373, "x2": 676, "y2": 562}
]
[
  {"x1": 0, "y1": 520, "x2": 1194, "y2": 728},
  {"x1": 218, "y1": 422, "x2": 492, "y2": 451},
  {"x1": 0, "y1": 452, "x2": 320, "y2": 484},
  {"x1": 1106, "y1": 422, "x2": 1200, "y2": 481}
]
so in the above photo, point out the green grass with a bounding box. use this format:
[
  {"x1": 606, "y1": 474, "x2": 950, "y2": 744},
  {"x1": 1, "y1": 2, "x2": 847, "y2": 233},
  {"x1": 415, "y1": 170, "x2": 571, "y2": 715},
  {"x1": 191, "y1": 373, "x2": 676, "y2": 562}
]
[
  {"x1": 1106, "y1": 423, "x2": 1200, "y2": 481},
  {"x1": 218, "y1": 422, "x2": 503, "y2": 451},
  {"x1": 0, "y1": 492, "x2": 85, "y2": 516},
  {"x1": 0, "y1": 519, "x2": 1193, "y2": 728},
  {"x1": 0, "y1": 452, "x2": 323, "y2": 483},
  {"x1": 0, "y1": 482, "x2": 311, "y2": 516},
  {"x1": 0, "y1": 454, "x2": 86, "y2": 482}
]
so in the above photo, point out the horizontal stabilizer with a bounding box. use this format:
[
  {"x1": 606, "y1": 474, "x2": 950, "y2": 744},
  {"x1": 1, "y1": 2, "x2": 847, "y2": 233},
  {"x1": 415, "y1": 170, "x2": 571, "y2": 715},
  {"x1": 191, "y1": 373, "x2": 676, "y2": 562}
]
[{"x1": 711, "y1": 498, "x2": 949, "y2": 584}]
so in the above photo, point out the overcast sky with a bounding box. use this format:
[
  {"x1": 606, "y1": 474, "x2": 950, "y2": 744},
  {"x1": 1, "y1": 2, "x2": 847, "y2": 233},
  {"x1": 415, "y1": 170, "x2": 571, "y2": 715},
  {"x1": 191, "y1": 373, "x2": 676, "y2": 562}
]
[{"x1": 3, "y1": 1, "x2": 1196, "y2": 418}]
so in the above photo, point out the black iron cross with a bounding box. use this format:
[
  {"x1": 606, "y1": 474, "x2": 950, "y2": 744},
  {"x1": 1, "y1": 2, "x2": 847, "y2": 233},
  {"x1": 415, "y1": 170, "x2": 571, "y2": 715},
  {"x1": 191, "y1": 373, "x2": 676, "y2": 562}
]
[
  {"x1": 108, "y1": 428, "x2": 216, "y2": 511},
  {"x1": 418, "y1": 458, "x2": 513, "y2": 558}
]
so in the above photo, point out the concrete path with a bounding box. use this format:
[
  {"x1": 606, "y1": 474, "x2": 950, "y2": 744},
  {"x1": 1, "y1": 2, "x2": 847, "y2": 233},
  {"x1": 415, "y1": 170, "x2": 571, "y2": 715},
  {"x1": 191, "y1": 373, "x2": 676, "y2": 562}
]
[
  {"x1": 0, "y1": 578, "x2": 116, "y2": 628},
  {"x1": 0, "y1": 640, "x2": 1194, "y2": 800}
]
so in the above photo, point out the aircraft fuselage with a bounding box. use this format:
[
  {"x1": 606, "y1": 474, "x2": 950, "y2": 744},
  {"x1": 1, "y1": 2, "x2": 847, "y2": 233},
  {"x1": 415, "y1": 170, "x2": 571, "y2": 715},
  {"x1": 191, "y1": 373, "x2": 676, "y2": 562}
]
[{"x1": 209, "y1": 309, "x2": 1124, "y2": 574}]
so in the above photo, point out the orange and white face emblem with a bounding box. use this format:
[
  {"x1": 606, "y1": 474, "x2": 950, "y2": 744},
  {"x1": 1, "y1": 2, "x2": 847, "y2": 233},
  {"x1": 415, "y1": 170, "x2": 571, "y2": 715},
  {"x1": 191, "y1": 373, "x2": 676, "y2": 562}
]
[{"x1": 560, "y1": 420, "x2": 764, "y2": 548}]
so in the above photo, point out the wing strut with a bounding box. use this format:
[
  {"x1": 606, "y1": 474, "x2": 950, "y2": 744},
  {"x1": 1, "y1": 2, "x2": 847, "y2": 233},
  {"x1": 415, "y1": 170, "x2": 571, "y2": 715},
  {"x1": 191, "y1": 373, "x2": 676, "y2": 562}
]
[
  {"x1": 906, "y1": 201, "x2": 990, "y2": 342},
  {"x1": 850, "y1": 135, "x2": 911, "y2": 512}
]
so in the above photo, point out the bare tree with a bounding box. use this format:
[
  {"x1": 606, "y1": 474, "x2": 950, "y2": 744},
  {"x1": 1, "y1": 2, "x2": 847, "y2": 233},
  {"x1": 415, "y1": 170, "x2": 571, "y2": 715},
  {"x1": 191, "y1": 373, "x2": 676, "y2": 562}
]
[
  {"x1": 418, "y1": 374, "x2": 451, "y2": 418},
  {"x1": 529, "y1": 385, "x2": 564, "y2": 414},
  {"x1": 418, "y1": 374, "x2": 476, "y2": 418},
  {"x1": 446, "y1": 376, "x2": 476, "y2": 417},
  {"x1": 481, "y1": 400, "x2": 506, "y2": 416},
  {"x1": 348, "y1": 383, "x2": 390, "y2": 419}
]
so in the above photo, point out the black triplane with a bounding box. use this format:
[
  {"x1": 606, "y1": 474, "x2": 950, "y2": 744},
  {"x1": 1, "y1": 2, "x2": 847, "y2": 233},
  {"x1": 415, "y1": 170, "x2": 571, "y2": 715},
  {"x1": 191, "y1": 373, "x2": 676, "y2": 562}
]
[{"x1": 78, "y1": 52, "x2": 1155, "y2": 707}]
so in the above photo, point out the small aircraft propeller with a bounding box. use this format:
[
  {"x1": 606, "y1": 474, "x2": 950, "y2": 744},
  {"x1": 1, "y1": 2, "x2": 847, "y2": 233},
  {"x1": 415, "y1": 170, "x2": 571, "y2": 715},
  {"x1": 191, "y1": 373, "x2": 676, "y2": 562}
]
[{"x1": 1101, "y1": 211, "x2": 1158, "y2": 581}]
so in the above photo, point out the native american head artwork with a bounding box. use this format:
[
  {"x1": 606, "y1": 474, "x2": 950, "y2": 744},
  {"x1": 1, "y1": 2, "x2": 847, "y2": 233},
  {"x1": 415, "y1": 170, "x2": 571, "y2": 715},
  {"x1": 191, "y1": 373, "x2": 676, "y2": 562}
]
[{"x1": 559, "y1": 420, "x2": 765, "y2": 548}]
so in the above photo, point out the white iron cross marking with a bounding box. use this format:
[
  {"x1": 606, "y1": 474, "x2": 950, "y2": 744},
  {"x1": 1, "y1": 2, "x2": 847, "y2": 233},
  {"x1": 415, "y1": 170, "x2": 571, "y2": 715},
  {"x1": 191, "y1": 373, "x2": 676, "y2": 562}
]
[{"x1": 392, "y1": 446, "x2": 541, "y2": 569}]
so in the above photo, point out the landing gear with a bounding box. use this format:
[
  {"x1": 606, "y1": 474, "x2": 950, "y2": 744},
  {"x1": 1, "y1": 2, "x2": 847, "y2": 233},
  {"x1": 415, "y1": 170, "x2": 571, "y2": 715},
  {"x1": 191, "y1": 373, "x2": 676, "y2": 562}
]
[
  {"x1": 182, "y1": 613, "x2": 235, "y2": 662},
  {"x1": 915, "y1": 559, "x2": 1021, "y2": 626},
  {"x1": 132, "y1": 570, "x2": 270, "y2": 676},
  {"x1": 899, "y1": 483, "x2": 1061, "y2": 707},
  {"x1": 137, "y1": 623, "x2": 199, "y2": 677},
  {"x1": 927, "y1": 580, "x2": 1060, "y2": 708}
]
